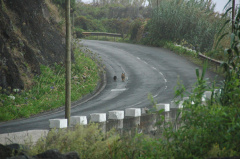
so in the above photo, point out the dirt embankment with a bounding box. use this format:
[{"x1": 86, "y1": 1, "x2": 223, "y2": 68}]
[{"x1": 0, "y1": 0, "x2": 71, "y2": 90}]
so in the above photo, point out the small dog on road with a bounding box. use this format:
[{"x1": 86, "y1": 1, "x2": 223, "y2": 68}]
[
  {"x1": 113, "y1": 76, "x2": 117, "y2": 81},
  {"x1": 121, "y1": 73, "x2": 125, "y2": 82}
]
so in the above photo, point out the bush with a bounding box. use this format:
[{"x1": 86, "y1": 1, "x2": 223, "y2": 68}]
[
  {"x1": 28, "y1": 124, "x2": 120, "y2": 159},
  {"x1": 145, "y1": 0, "x2": 224, "y2": 52},
  {"x1": 74, "y1": 27, "x2": 83, "y2": 38},
  {"x1": 130, "y1": 19, "x2": 144, "y2": 41}
]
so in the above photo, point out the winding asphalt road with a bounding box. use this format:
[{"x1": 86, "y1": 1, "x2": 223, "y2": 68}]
[{"x1": 0, "y1": 40, "x2": 220, "y2": 134}]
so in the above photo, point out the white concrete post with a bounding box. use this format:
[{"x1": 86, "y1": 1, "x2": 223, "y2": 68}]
[
  {"x1": 125, "y1": 108, "x2": 141, "y2": 117},
  {"x1": 170, "y1": 100, "x2": 178, "y2": 108},
  {"x1": 109, "y1": 110, "x2": 124, "y2": 120},
  {"x1": 70, "y1": 116, "x2": 87, "y2": 126},
  {"x1": 90, "y1": 113, "x2": 106, "y2": 122},
  {"x1": 156, "y1": 103, "x2": 170, "y2": 112},
  {"x1": 49, "y1": 119, "x2": 68, "y2": 129}
]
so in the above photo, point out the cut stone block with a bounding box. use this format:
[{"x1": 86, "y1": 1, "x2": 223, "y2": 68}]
[
  {"x1": 178, "y1": 101, "x2": 184, "y2": 108},
  {"x1": 141, "y1": 107, "x2": 149, "y2": 114},
  {"x1": 49, "y1": 119, "x2": 67, "y2": 129},
  {"x1": 90, "y1": 113, "x2": 106, "y2": 122},
  {"x1": 204, "y1": 91, "x2": 212, "y2": 100},
  {"x1": 125, "y1": 108, "x2": 141, "y2": 117},
  {"x1": 183, "y1": 97, "x2": 189, "y2": 101},
  {"x1": 170, "y1": 100, "x2": 178, "y2": 108},
  {"x1": 214, "y1": 89, "x2": 221, "y2": 96},
  {"x1": 70, "y1": 116, "x2": 87, "y2": 126},
  {"x1": 156, "y1": 103, "x2": 170, "y2": 112},
  {"x1": 109, "y1": 111, "x2": 124, "y2": 120}
]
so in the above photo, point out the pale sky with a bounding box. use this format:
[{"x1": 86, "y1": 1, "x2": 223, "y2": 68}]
[
  {"x1": 212, "y1": 0, "x2": 229, "y2": 13},
  {"x1": 80, "y1": 0, "x2": 239, "y2": 13}
]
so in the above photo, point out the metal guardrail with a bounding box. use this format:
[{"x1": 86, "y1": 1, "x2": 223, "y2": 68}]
[
  {"x1": 82, "y1": 32, "x2": 122, "y2": 38},
  {"x1": 198, "y1": 53, "x2": 223, "y2": 71},
  {"x1": 198, "y1": 53, "x2": 222, "y2": 66}
]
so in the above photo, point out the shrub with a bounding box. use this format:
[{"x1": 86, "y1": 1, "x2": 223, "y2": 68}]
[
  {"x1": 28, "y1": 124, "x2": 120, "y2": 159},
  {"x1": 130, "y1": 19, "x2": 144, "y2": 41},
  {"x1": 74, "y1": 27, "x2": 83, "y2": 38},
  {"x1": 145, "y1": 0, "x2": 224, "y2": 52}
]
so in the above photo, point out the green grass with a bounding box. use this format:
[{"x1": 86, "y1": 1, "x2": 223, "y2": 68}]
[{"x1": 0, "y1": 48, "x2": 101, "y2": 121}]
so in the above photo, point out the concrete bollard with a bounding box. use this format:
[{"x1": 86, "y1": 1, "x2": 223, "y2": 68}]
[
  {"x1": 214, "y1": 89, "x2": 221, "y2": 97},
  {"x1": 141, "y1": 107, "x2": 149, "y2": 114},
  {"x1": 90, "y1": 113, "x2": 106, "y2": 122},
  {"x1": 178, "y1": 101, "x2": 184, "y2": 108},
  {"x1": 170, "y1": 100, "x2": 178, "y2": 108},
  {"x1": 70, "y1": 116, "x2": 87, "y2": 126},
  {"x1": 125, "y1": 108, "x2": 141, "y2": 117},
  {"x1": 183, "y1": 97, "x2": 189, "y2": 101},
  {"x1": 156, "y1": 103, "x2": 170, "y2": 112},
  {"x1": 204, "y1": 91, "x2": 212, "y2": 100},
  {"x1": 165, "y1": 111, "x2": 171, "y2": 123},
  {"x1": 90, "y1": 113, "x2": 106, "y2": 133},
  {"x1": 107, "y1": 119, "x2": 124, "y2": 131},
  {"x1": 49, "y1": 119, "x2": 67, "y2": 129},
  {"x1": 202, "y1": 94, "x2": 207, "y2": 106},
  {"x1": 108, "y1": 110, "x2": 124, "y2": 120},
  {"x1": 139, "y1": 113, "x2": 157, "y2": 136}
]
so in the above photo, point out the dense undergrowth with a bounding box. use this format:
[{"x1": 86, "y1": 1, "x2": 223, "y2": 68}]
[{"x1": 0, "y1": 48, "x2": 101, "y2": 121}]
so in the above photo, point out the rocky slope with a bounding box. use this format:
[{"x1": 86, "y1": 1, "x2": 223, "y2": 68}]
[{"x1": 0, "y1": 0, "x2": 71, "y2": 91}]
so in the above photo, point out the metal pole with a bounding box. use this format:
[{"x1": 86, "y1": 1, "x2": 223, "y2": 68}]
[
  {"x1": 65, "y1": 0, "x2": 71, "y2": 126},
  {"x1": 232, "y1": 0, "x2": 235, "y2": 33}
]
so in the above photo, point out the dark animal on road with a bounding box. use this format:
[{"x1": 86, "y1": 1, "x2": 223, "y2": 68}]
[
  {"x1": 113, "y1": 76, "x2": 117, "y2": 81},
  {"x1": 121, "y1": 73, "x2": 125, "y2": 82}
]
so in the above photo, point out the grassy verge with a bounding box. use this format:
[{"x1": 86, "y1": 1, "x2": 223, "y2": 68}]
[{"x1": 0, "y1": 48, "x2": 102, "y2": 122}]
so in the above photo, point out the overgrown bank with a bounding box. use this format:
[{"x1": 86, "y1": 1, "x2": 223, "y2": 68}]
[{"x1": 0, "y1": 48, "x2": 102, "y2": 122}]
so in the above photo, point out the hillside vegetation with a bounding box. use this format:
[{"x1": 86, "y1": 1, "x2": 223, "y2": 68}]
[{"x1": 0, "y1": 0, "x2": 101, "y2": 121}]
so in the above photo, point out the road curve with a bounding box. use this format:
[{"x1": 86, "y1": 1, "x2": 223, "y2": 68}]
[{"x1": 0, "y1": 40, "x2": 220, "y2": 134}]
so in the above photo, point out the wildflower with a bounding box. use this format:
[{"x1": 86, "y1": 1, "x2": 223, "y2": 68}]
[
  {"x1": 50, "y1": 86, "x2": 54, "y2": 89},
  {"x1": 13, "y1": 88, "x2": 20, "y2": 93},
  {"x1": 8, "y1": 95, "x2": 15, "y2": 100},
  {"x1": 25, "y1": 97, "x2": 28, "y2": 100}
]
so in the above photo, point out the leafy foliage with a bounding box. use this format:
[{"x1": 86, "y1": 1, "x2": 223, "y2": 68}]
[
  {"x1": 143, "y1": 0, "x2": 224, "y2": 52},
  {"x1": 28, "y1": 124, "x2": 120, "y2": 159},
  {"x1": 216, "y1": 0, "x2": 240, "y2": 106}
]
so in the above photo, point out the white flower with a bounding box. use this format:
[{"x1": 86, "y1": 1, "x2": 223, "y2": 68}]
[
  {"x1": 13, "y1": 89, "x2": 20, "y2": 93},
  {"x1": 8, "y1": 96, "x2": 15, "y2": 100}
]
